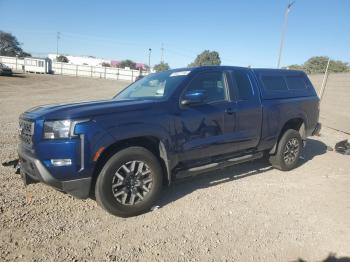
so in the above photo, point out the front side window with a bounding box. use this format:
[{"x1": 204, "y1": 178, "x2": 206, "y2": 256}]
[
  {"x1": 114, "y1": 70, "x2": 190, "y2": 100},
  {"x1": 185, "y1": 71, "x2": 227, "y2": 103}
]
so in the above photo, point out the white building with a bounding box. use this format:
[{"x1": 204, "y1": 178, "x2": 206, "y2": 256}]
[{"x1": 48, "y1": 54, "x2": 110, "y2": 67}]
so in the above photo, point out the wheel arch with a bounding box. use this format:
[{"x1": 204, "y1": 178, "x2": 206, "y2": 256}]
[
  {"x1": 269, "y1": 117, "x2": 305, "y2": 155},
  {"x1": 90, "y1": 136, "x2": 171, "y2": 197}
]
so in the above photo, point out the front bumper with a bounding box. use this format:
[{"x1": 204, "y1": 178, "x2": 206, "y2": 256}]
[
  {"x1": 18, "y1": 146, "x2": 91, "y2": 199},
  {"x1": 0, "y1": 70, "x2": 13, "y2": 76}
]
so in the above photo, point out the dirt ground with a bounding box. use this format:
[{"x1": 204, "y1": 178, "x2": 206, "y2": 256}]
[{"x1": 0, "y1": 73, "x2": 349, "y2": 262}]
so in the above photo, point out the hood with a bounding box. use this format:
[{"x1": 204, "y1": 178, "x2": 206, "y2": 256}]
[{"x1": 22, "y1": 99, "x2": 155, "y2": 120}]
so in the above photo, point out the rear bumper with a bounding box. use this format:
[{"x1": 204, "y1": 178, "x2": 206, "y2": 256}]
[
  {"x1": 18, "y1": 146, "x2": 91, "y2": 199},
  {"x1": 312, "y1": 122, "x2": 322, "y2": 136}
]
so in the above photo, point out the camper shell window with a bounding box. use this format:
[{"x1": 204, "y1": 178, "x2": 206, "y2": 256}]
[
  {"x1": 253, "y1": 69, "x2": 316, "y2": 99},
  {"x1": 285, "y1": 76, "x2": 307, "y2": 90}
]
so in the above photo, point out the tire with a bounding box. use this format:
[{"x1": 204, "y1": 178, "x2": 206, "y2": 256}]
[
  {"x1": 95, "y1": 146, "x2": 163, "y2": 217},
  {"x1": 269, "y1": 129, "x2": 302, "y2": 171}
]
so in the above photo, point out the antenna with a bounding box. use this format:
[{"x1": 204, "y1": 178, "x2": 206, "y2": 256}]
[
  {"x1": 277, "y1": 1, "x2": 295, "y2": 68},
  {"x1": 148, "y1": 48, "x2": 152, "y2": 72},
  {"x1": 161, "y1": 43, "x2": 164, "y2": 63},
  {"x1": 56, "y1": 32, "x2": 61, "y2": 59}
]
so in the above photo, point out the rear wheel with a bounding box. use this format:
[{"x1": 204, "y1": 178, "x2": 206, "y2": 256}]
[
  {"x1": 95, "y1": 147, "x2": 163, "y2": 217},
  {"x1": 269, "y1": 129, "x2": 302, "y2": 171}
]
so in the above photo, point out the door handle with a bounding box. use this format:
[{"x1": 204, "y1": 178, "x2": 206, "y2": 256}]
[{"x1": 225, "y1": 108, "x2": 234, "y2": 115}]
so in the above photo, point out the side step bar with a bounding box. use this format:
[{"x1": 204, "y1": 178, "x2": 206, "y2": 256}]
[{"x1": 175, "y1": 152, "x2": 264, "y2": 179}]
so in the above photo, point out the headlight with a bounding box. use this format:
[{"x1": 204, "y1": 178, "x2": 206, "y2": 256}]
[{"x1": 43, "y1": 119, "x2": 88, "y2": 139}]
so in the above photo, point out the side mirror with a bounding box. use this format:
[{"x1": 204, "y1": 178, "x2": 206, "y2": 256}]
[{"x1": 181, "y1": 90, "x2": 206, "y2": 106}]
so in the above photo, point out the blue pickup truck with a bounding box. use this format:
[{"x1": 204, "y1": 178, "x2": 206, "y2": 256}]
[{"x1": 18, "y1": 66, "x2": 321, "y2": 217}]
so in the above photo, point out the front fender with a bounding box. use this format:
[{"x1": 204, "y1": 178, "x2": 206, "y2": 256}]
[
  {"x1": 93, "y1": 118, "x2": 177, "y2": 183},
  {"x1": 102, "y1": 122, "x2": 171, "y2": 151}
]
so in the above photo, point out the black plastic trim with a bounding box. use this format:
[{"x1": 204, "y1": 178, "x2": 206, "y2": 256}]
[{"x1": 18, "y1": 146, "x2": 91, "y2": 199}]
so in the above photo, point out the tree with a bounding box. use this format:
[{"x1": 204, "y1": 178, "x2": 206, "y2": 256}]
[
  {"x1": 0, "y1": 31, "x2": 31, "y2": 57},
  {"x1": 119, "y1": 59, "x2": 136, "y2": 69},
  {"x1": 188, "y1": 50, "x2": 221, "y2": 67},
  {"x1": 101, "y1": 62, "x2": 111, "y2": 67},
  {"x1": 56, "y1": 55, "x2": 69, "y2": 63},
  {"x1": 304, "y1": 56, "x2": 349, "y2": 74},
  {"x1": 288, "y1": 56, "x2": 349, "y2": 74},
  {"x1": 21, "y1": 51, "x2": 32, "y2": 57},
  {"x1": 287, "y1": 64, "x2": 304, "y2": 71},
  {"x1": 153, "y1": 62, "x2": 170, "y2": 72}
]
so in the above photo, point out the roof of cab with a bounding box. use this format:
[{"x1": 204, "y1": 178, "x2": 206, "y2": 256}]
[
  {"x1": 168, "y1": 65, "x2": 305, "y2": 75},
  {"x1": 187, "y1": 65, "x2": 250, "y2": 72}
]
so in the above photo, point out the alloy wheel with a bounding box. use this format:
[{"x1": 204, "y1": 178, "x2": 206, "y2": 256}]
[
  {"x1": 283, "y1": 138, "x2": 300, "y2": 165},
  {"x1": 111, "y1": 160, "x2": 153, "y2": 205}
]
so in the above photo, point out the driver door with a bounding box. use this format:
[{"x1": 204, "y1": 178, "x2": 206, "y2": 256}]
[{"x1": 175, "y1": 70, "x2": 238, "y2": 164}]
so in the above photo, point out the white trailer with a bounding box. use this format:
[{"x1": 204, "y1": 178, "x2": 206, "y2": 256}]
[{"x1": 24, "y1": 57, "x2": 51, "y2": 74}]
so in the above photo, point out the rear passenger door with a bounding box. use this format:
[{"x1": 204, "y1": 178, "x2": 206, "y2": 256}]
[{"x1": 227, "y1": 69, "x2": 262, "y2": 150}]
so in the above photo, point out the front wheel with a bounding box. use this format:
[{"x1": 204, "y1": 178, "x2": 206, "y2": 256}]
[
  {"x1": 269, "y1": 129, "x2": 302, "y2": 171},
  {"x1": 95, "y1": 147, "x2": 163, "y2": 217}
]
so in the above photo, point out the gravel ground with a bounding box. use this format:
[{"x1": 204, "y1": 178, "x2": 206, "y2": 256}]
[{"x1": 0, "y1": 73, "x2": 350, "y2": 262}]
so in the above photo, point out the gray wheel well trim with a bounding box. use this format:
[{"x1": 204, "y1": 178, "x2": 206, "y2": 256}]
[
  {"x1": 159, "y1": 141, "x2": 172, "y2": 185},
  {"x1": 269, "y1": 117, "x2": 306, "y2": 155},
  {"x1": 91, "y1": 135, "x2": 173, "y2": 193}
]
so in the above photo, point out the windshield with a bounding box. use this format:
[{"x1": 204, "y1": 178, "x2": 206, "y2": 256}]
[{"x1": 114, "y1": 70, "x2": 191, "y2": 100}]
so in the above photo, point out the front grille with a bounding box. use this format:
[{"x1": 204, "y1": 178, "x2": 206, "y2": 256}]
[{"x1": 19, "y1": 119, "x2": 34, "y2": 146}]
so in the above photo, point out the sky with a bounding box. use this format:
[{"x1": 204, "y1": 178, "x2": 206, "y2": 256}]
[{"x1": 1, "y1": 0, "x2": 349, "y2": 68}]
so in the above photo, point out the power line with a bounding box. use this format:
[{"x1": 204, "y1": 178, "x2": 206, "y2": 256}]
[
  {"x1": 166, "y1": 48, "x2": 195, "y2": 60},
  {"x1": 62, "y1": 32, "x2": 138, "y2": 47},
  {"x1": 32, "y1": 30, "x2": 243, "y2": 67}
]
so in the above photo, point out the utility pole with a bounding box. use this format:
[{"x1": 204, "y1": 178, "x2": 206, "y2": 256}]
[
  {"x1": 319, "y1": 57, "x2": 331, "y2": 100},
  {"x1": 277, "y1": 1, "x2": 295, "y2": 68},
  {"x1": 56, "y1": 32, "x2": 61, "y2": 60},
  {"x1": 148, "y1": 48, "x2": 152, "y2": 72},
  {"x1": 160, "y1": 43, "x2": 164, "y2": 63}
]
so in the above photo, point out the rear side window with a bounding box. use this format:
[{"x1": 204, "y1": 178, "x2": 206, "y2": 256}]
[
  {"x1": 232, "y1": 71, "x2": 254, "y2": 100},
  {"x1": 285, "y1": 76, "x2": 307, "y2": 90},
  {"x1": 261, "y1": 76, "x2": 288, "y2": 91}
]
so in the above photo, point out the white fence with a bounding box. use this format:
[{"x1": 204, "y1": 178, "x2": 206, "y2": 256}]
[
  {"x1": 0, "y1": 55, "x2": 25, "y2": 70},
  {"x1": 0, "y1": 55, "x2": 147, "y2": 82},
  {"x1": 51, "y1": 62, "x2": 145, "y2": 81}
]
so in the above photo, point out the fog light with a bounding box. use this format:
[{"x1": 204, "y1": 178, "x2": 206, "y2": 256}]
[{"x1": 50, "y1": 159, "x2": 72, "y2": 166}]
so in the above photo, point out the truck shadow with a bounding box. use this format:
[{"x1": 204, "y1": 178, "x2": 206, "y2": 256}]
[
  {"x1": 299, "y1": 138, "x2": 329, "y2": 165},
  {"x1": 0, "y1": 73, "x2": 26, "y2": 78},
  {"x1": 294, "y1": 253, "x2": 350, "y2": 262},
  {"x1": 159, "y1": 138, "x2": 327, "y2": 207}
]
